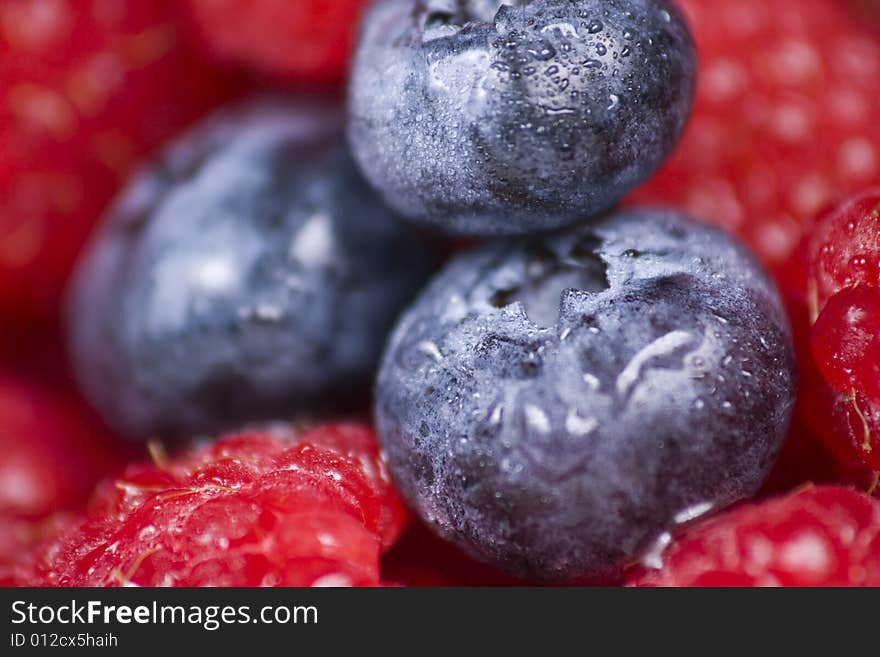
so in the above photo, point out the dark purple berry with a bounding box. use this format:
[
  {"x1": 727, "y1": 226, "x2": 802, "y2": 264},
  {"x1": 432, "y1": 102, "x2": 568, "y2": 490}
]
[
  {"x1": 348, "y1": 0, "x2": 696, "y2": 235},
  {"x1": 375, "y1": 208, "x2": 796, "y2": 582},
  {"x1": 68, "y1": 98, "x2": 440, "y2": 441}
]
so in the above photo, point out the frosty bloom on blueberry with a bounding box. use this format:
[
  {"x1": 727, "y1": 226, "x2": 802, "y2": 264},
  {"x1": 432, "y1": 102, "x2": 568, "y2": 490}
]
[
  {"x1": 348, "y1": 0, "x2": 696, "y2": 235},
  {"x1": 375, "y1": 209, "x2": 797, "y2": 582},
  {"x1": 68, "y1": 99, "x2": 440, "y2": 441}
]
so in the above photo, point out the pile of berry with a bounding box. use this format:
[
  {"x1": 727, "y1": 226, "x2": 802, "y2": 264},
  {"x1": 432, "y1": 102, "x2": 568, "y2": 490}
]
[{"x1": 3, "y1": 0, "x2": 880, "y2": 588}]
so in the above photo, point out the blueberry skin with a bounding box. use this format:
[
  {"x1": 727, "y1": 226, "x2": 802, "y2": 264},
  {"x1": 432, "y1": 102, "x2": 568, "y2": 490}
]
[
  {"x1": 68, "y1": 99, "x2": 441, "y2": 441},
  {"x1": 375, "y1": 209, "x2": 796, "y2": 582},
  {"x1": 349, "y1": 0, "x2": 696, "y2": 236}
]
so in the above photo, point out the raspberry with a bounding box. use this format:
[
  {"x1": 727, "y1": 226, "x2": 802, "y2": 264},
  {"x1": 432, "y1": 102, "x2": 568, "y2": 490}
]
[
  {"x1": 807, "y1": 189, "x2": 880, "y2": 314},
  {"x1": 22, "y1": 423, "x2": 408, "y2": 587},
  {"x1": 0, "y1": 517, "x2": 31, "y2": 586},
  {"x1": 797, "y1": 190, "x2": 880, "y2": 473},
  {"x1": 0, "y1": 515, "x2": 66, "y2": 587},
  {"x1": 183, "y1": 0, "x2": 366, "y2": 84},
  {"x1": 811, "y1": 286, "x2": 880, "y2": 404},
  {"x1": 630, "y1": 486, "x2": 880, "y2": 587},
  {"x1": 779, "y1": 297, "x2": 876, "y2": 477},
  {"x1": 801, "y1": 380, "x2": 880, "y2": 473},
  {"x1": 630, "y1": 0, "x2": 880, "y2": 291},
  {"x1": 0, "y1": 0, "x2": 243, "y2": 322},
  {"x1": 0, "y1": 371, "x2": 128, "y2": 520}
]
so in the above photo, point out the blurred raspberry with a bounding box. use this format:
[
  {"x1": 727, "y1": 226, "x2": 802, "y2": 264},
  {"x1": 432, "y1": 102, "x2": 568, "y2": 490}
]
[
  {"x1": 0, "y1": 517, "x2": 32, "y2": 586},
  {"x1": 0, "y1": 370, "x2": 129, "y2": 521},
  {"x1": 22, "y1": 423, "x2": 408, "y2": 587},
  {"x1": 183, "y1": 0, "x2": 366, "y2": 85},
  {"x1": 630, "y1": 0, "x2": 880, "y2": 294},
  {"x1": 0, "y1": 515, "x2": 68, "y2": 587},
  {"x1": 630, "y1": 486, "x2": 880, "y2": 587},
  {"x1": 0, "y1": 0, "x2": 244, "y2": 324}
]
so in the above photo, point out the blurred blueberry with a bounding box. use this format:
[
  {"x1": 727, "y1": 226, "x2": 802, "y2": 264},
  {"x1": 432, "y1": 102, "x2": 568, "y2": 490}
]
[{"x1": 69, "y1": 98, "x2": 441, "y2": 440}]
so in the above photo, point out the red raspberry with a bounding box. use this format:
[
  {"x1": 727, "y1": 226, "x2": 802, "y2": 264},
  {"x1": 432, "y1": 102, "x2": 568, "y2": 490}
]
[
  {"x1": 183, "y1": 0, "x2": 366, "y2": 84},
  {"x1": 807, "y1": 189, "x2": 880, "y2": 314},
  {"x1": 0, "y1": 517, "x2": 31, "y2": 586},
  {"x1": 630, "y1": 0, "x2": 880, "y2": 292},
  {"x1": 811, "y1": 286, "x2": 880, "y2": 404},
  {"x1": 630, "y1": 486, "x2": 880, "y2": 587},
  {"x1": 784, "y1": 296, "x2": 879, "y2": 474},
  {"x1": 751, "y1": 296, "x2": 846, "y2": 483},
  {"x1": 0, "y1": 371, "x2": 128, "y2": 520},
  {"x1": 0, "y1": 0, "x2": 244, "y2": 323},
  {"x1": 802, "y1": 384, "x2": 880, "y2": 474},
  {"x1": 794, "y1": 190, "x2": 880, "y2": 473},
  {"x1": 21, "y1": 423, "x2": 408, "y2": 587},
  {"x1": 0, "y1": 515, "x2": 67, "y2": 587}
]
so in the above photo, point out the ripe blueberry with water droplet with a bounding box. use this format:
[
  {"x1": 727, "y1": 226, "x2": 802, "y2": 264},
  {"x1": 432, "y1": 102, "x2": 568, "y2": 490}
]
[
  {"x1": 375, "y1": 209, "x2": 796, "y2": 582},
  {"x1": 68, "y1": 99, "x2": 440, "y2": 441},
  {"x1": 348, "y1": 0, "x2": 696, "y2": 235}
]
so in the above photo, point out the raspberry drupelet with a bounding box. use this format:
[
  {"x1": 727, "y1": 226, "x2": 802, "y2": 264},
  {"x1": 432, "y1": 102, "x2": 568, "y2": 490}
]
[{"x1": 0, "y1": 370, "x2": 128, "y2": 521}]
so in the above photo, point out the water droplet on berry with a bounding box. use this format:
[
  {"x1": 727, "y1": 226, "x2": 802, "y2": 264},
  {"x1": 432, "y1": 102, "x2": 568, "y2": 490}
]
[
  {"x1": 417, "y1": 340, "x2": 444, "y2": 363},
  {"x1": 640, "y1": 531, "x2": 672, "y2": 570},
  {"x1": 565, "y1": 409, "x2": 597, "y2": 436},
  {"x1": 673, "y1": 501, "x2": 714, "y2": 524},
  {"x1": 524, "y1": 404, "x2": 551, "y2": 434}
]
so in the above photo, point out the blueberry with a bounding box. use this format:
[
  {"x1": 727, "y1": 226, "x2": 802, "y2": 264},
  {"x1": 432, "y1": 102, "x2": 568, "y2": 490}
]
[
  {"x1": 349, "y1": 0, "x2": 696, "y2": 236},
  {"x1": 375, "y1": 209, "x2": 797, "y2": 582},
  {"x1": 68, "y1": 98, "x2": 441, "y2": 441}
]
